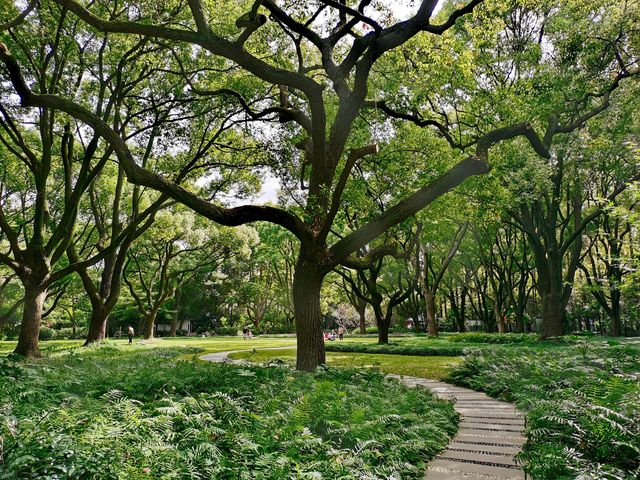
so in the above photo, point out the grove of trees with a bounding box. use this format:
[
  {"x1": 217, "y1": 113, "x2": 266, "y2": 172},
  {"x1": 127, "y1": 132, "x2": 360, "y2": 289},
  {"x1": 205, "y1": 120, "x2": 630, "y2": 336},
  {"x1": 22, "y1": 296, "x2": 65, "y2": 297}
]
[{"x1": 0, "y1": 0, "x2": 639, "y2": 370}]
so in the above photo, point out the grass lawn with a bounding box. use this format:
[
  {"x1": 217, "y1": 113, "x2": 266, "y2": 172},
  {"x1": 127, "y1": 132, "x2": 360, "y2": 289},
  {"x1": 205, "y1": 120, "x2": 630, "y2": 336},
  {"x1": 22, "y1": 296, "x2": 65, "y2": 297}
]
[
  {"x1": 0, "y1": 342, "x2": 457, "y2": 479},
  {"x1": 230, "y1": 348, "x2": 462, "y2": 380},
  {"x1": 0, "y1": 335, "x2": 297, "y2": 356}
]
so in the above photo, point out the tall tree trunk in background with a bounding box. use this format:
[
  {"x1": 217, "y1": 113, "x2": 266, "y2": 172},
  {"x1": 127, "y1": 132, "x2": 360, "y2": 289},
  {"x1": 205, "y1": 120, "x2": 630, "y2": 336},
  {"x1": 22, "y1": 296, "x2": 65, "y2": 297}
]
[
  {"x1": 170, "y1": 288, "x2": 182, "y2": 337},
  {"x1": 292, "y1": 257, "x2": 326, "y2": 371},
  {"x1": 458, "y1": 290, "x2": 467, "y2": 333},
  {"x1": 424, "y1": 291, "x2": 438, "y2": 337},
  {"x1": 14, "y1": 285, "x2": 47, "y2": 357},
  {"x1": 610, "y1": 288, "x2": 622, "y2": 337},
  {"x1": 417, "y1": 223, "x2": 468, "y2": 338},
  {"x1": 357, "y1": 302, "x2": 367, "y2": 334},
  {"x1": 495, "y1": 304, "x2": 506, "y2": 334},
  {"x1": 514, "y1": 303, "x2": 525, "y2": 333},
  {"x1": 448, "y1": 286, "x2": 467, "y2": 333}
]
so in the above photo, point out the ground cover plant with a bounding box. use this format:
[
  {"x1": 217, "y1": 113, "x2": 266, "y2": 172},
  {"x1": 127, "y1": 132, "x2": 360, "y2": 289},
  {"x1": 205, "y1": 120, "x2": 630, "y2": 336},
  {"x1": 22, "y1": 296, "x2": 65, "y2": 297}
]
[
  {"x1": 0, "y1": 343, "x2": 457, "y2": 479},
  {"x1": 447, "y1": 344, "x2": 640, "y2": 479}
]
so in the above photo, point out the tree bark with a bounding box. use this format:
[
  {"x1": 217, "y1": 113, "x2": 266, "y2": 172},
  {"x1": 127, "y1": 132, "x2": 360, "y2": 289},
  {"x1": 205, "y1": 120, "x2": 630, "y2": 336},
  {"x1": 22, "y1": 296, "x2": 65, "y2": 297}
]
[
  {"x1": 610, "y1": 288, "x2": 622, "y2": 337},
  {"x1": 144, "y1": 307, "x2": 160, "y2": 340},
  {"x1": 454, "y1": 288, "x2": 467, "y2": 333},
  {"x1": 425, "y1": 291, "x2": 438, "y2": 337},
  {"x1": 14, "y1": 285, "x2": 47, "y2": 357},
  {"x1": 358, "y1": 303, "x2": 366, "y2": 334},
  {"x1": 169, "y1": 288, "x2": 181, "y2": 337},
  {"x1": 495, "y1": 305, "x2": 506, "y2": 334},
  {"x1": 292, "y1": 257, "x2": 326, "y2": 371},
  {"x1": 377, "y1": 317, "x2": 390, "y2": 344},
  {"x1": 514, "y1": 305, "x2": 525, "y2": 333},
  {"x1": 540, "y1": 291, "x2": 564, "y2": 337},
  {"x1": 84, "y1": 305, "x2": 109, "y2": 344}
]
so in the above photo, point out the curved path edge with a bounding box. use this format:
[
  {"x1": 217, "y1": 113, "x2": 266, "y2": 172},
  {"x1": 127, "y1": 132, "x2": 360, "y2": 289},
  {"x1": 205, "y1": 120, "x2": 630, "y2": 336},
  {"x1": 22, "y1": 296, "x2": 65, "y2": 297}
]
[{"x1": 200, "y1": 348, "x2": 527, "y2": 480}]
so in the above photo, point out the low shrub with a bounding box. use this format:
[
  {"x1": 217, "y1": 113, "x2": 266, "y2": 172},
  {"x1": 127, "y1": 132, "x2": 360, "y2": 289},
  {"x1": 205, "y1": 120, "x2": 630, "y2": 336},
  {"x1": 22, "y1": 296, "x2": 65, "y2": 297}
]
[
  {"x1": 38, "y1": 326, "x2": 87, "y2": 340},
  {"x1": 363, "y1": 326, "x2": 413, "y2": 335},
  {"x1": 214, "y1": 326, "x2": 238, "y2": 336},
  {"x1": 447, "y1": 346, "x2": 640, "y2": 479},
  {"x1": 448, "y1": 332, "x2": 544, "y2": 344},
  {"x1": 325, "y1": 342, "x2": 468, "y2": 357}
]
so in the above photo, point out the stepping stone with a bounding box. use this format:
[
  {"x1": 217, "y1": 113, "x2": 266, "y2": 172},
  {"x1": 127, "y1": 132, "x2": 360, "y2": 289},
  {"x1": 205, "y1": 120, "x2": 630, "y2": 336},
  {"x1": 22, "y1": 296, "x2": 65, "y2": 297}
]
[
  {"x1": 426, "y1": 458, "x2": 525, "y2": 479},
  {"x1": 455, "y1": 432, "x2": 526, "y2": 446},
  {"x1": 463, "y1": 417, "x2": 525, "y2": 426},
  {"x1": 425, "y1": 466, "x2": 523, "y2": 480},
  {"x1": 459, "y1": 422, "x2": 524, "y2": 432},
  {"x1": 438, "y1": 449, "x2": 519, "y2": 466},
  {"x1": 448, "y1": 441, "x2": 521, "y2": 455}
]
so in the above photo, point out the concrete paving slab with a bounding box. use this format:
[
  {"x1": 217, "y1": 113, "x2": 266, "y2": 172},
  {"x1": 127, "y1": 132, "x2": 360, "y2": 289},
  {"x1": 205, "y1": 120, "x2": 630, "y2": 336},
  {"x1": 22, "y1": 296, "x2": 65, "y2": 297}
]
[
  {"x1": 438, "y1": 449, "x2": 518, "y2": 466},
  {"x1": 448, "y1": 442, "x2": 522, "y2": 455},
  {"x1": 426, "y1": 459, "x2": 526, "y2": 479}
]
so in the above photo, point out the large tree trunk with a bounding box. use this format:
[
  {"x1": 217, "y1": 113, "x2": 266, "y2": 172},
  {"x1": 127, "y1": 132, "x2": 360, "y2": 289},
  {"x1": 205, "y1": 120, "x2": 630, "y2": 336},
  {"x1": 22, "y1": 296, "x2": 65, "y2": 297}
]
[
  {"x1": 144, "y1": 307, "x2": 160, "y2": 340},
  {"x1": 372, "y1": 300, "x2": 389, "y2": 344},
  {"x1": 84, "y1": 305, "x2": 110, "y2": 345},
  {"x1": 14, "y1": 285, "x2": 47, "y2": 357},
  {"x1": 377, "y1": 318, "x2": 390, "y2": 344},
  {"x1": 540, "y1": 291, "x2": 564, "y2": 337},
  {"x1": 425, "y1": 291, "x2": 438, "y2": 337},
  {"x1": 292, "y1": 258, "x2": 326, "y2": 371}
]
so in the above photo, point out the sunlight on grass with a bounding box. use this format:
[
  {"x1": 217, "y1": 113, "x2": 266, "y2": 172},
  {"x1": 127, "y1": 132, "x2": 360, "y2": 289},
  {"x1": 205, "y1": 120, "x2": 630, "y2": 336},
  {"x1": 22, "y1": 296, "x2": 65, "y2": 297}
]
[
  {"x1": 230, "y1": 348, "x2": 462, "y2": 380},
  {"x1": 0, "y1": 336, "x2": 298, "y2": 356}
]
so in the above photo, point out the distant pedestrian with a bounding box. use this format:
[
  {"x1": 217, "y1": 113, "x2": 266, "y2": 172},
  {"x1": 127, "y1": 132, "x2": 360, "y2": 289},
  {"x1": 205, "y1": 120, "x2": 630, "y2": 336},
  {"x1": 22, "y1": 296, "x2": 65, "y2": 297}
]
[
  {"x1": 337, "y1": 325, "x2": 345, "y2": 341},
  {"x1": 242, "y1": 327, "x2": 248, "y2": 339},
  {"x1": 127, "y1": 326, "x2": 134, "y2": 344}
]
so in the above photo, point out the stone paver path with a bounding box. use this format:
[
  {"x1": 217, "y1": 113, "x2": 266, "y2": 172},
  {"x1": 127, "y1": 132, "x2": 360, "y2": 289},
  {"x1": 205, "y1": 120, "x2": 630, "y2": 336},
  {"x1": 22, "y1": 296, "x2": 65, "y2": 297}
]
[{"x1": 201, "y1": 348, "x2": 526, "y2": 480}]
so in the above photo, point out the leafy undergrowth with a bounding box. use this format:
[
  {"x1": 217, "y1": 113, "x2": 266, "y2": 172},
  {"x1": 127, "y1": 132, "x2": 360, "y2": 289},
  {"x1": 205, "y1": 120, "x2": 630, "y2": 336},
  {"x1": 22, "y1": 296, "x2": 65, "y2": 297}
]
[
  {"x1": 0, "y1": 344, "x2": 457, "y2": 479},
  {"x1": 231, "y1": 348, "x2": 463, "y2": 380},
  {"x1": 447, "y1": 345, "x2": 640, "y2": 480}
]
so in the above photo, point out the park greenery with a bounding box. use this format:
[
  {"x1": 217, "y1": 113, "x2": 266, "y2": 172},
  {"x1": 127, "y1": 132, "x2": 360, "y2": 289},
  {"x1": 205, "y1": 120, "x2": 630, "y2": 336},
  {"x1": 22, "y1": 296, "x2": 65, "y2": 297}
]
[
  {"x1": 228, "y1": 335, "x2": 640, "y2": 480},
  {"x1": 0, "y1": 342, "x2": 458, "y2": 479},
  {"x1": 1, "y1": 0, "x2": 639, "y2": 478}
]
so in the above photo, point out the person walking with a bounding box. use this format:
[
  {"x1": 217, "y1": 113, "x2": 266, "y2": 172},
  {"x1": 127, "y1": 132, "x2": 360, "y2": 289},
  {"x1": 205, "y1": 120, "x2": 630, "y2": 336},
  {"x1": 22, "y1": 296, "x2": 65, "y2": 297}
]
[
  {"x1": 337, "y1": 324, "x2": 345, "y2": 341},
  {"x1": 127, "y1": 325, "x2": 134, "y2": 344}
]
